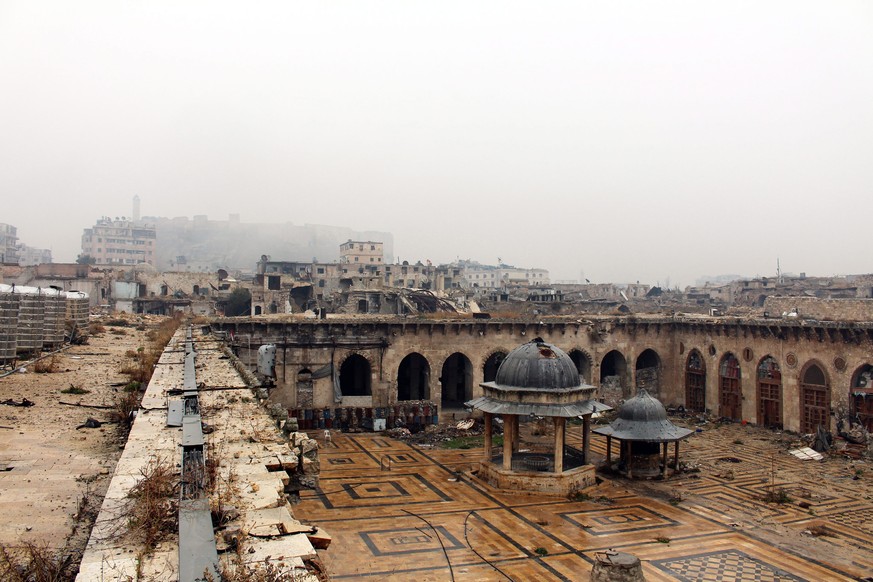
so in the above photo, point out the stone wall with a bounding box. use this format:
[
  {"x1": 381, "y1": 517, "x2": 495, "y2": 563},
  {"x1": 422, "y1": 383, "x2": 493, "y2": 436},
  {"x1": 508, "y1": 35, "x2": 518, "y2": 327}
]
[
  {"x1": 212, "y1": 316, "x2": 873, "y2": 434},
  {"x1": 763, "y1": 296, "x2": 873, "y2": 322}
]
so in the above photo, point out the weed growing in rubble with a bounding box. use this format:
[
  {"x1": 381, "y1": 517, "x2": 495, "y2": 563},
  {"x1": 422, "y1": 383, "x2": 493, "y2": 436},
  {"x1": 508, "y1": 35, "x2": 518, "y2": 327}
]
[
  {"x1": 0, "y1": 541, "x2": 75, "y2": 582},
  {"x1": 119, "y1": 317, "x2": 181, "y2": 385},
  {"x1": 126, "y1": 458, "x2": 178, "y2": 549},
  {"x1": 33, "y1": 356, "x2": 59, "y2": 374},
  {"x1": 60, "y1": 384, "x2": 89, "y2": 395}
]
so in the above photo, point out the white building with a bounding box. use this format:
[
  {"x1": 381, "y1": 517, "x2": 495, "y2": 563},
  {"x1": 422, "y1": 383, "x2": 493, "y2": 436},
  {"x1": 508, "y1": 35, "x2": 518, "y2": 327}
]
[
  {"x1": 464, "y1": 263, "x2": 550, "y2": 289},
  {"x1": 81, "y1": 217, "x2": 156, "y2": 266}
]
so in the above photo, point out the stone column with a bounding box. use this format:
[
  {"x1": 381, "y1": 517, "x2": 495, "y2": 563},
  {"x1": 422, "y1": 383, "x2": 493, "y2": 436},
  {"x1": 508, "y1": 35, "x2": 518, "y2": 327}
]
[
  {"x1": 554, "y1": 417, "x2": 565, "y2": 473},
  {"x1": 674, "y1": 441, "x2": 680, "y2": 473},
  {"x1": 483, "y1": 413, "x2": 493, "y2": 461},
  {"x1": 661, "y1": 442, "x2": 668, "y2": 478},
  {"x1": 606, "y1": 436, "x2": 611, "y2": 465},
  {"x1": 582, "y1": 415, "x2": 591, "y2": 465},
  {"x1": 512, "y1": 415, "x2": 520, "y2": 453},
  {"x1": 503, "y1": 415, "x2": 513, "y2": 470}
]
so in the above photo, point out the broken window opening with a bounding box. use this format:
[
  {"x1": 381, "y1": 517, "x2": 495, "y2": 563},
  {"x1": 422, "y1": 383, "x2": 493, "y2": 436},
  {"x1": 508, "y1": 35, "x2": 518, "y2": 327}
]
[{"x1": 635, "y1": 349, "x2": 661, "y2": 397}]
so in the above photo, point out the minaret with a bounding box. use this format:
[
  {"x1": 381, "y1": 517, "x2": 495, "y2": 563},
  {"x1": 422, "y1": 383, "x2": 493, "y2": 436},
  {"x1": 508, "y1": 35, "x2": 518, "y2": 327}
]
[{"x1": 132, "y1": 195, "x2": 141, "y2": 222}]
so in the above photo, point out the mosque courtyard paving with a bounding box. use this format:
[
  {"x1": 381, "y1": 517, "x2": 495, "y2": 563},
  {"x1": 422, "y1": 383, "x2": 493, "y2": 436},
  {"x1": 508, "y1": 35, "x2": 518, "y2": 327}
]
[{"x1": 293, "y1": 422, "x2": 873, "y2": 581}]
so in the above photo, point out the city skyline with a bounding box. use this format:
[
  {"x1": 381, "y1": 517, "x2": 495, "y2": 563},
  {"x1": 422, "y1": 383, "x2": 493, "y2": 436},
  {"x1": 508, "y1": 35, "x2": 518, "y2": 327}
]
[{"x1": 2, "y1": 1, "x2": 871, "y2": 287}]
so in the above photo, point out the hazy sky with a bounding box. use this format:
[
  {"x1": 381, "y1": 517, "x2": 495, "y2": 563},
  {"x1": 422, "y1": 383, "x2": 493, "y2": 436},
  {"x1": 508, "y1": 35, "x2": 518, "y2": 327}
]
[{"x1": 2, "y1": 1, "x2": 871, "y2": 286}]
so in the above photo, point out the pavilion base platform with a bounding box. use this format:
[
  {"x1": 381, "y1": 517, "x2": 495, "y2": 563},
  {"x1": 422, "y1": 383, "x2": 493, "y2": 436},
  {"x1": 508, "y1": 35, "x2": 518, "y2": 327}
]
[{"x1": 473, "y1": 460, "x2": 597, "y2": 497}]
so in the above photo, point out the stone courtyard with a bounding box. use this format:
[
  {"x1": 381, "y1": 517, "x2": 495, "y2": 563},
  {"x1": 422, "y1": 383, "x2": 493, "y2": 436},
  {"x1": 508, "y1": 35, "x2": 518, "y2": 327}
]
[{"x1": 293, "y1": 422, "x2": 873, "y2": 581}]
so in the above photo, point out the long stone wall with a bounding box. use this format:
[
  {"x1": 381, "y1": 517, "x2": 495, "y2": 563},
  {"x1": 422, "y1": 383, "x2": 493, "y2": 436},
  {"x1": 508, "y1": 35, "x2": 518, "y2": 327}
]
[
  {"x1": 210, "y1": 316, "x2": 873, "y2": 434},
  {"x1": 763, "y1": 296, "x2": 873, "y2": 322}
]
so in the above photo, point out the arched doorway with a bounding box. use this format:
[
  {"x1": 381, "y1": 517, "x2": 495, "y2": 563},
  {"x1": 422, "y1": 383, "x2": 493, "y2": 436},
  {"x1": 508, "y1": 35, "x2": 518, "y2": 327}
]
[
  {"x1": 253, "y1": 305, "x2": 262, "y2": 315},
  {"x1": 483, "y1": 351, "x2": 506, "y2": 383},
  {"x1": 440, "y1": 353, "x2": 472, "y2": 407},
  {"x1": 600, "y1": 350, "x2": 628, "y2": 406},
  {"x1": 297, "y1": 368, "x2": 313, "y2": 408},
  {"x1": 800, "y1": 362, "x2": 830, "y2": 433},
  {"x1": 568, "y1": 349, "x2": 592, "y2": 384},
  {"x1": 718, "y1": 353, "x2": 742, "y2": 421},
  {"x1": 339, "y1": 354, "x2": 371, "y2": 396},
  {"x1": 756, "y1": 356, "x2": 782, "y2": 429},
  {"x1": 398, "y1": 353, "x2": 430, "y2": 401},
  {"x1": 851, "y1": 364, "x2": 873, "y2": 432},
  {"x1": 685, "y1": 350, "x2": 706, "y2": 413},
  {"x1": 635, "y1": 349, "x2": 661, "y2": 396}
]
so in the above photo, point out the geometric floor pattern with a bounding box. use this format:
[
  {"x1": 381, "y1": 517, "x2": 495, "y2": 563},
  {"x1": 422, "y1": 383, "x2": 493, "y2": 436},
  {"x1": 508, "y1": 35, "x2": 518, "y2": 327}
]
[
  {"x1": 653, "y1": 550, "x2": 803, "y2": 582},
  {"x1": 292, "y1": 424, "x2": 872, "y2": 581}
]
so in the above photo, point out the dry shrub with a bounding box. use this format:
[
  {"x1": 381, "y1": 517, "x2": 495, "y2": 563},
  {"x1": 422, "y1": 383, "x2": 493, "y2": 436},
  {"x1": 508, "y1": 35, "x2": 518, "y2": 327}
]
[
  {"x1": 127, "y1": 458, "x2": 177, "y2": 549},
  {"x1": 87, "y1": 322, "x2": 105, "y2": 336},
  {"x1": 111, "y1": 391, "x2": 139, "y2": 428},
  {"x1": 33, "y1": 356, "x2": 59, "y2": 374},
  {"x1": 109, "y1": 328, "x2": 127, "y2": 336},
  {"x1": 0, "y1": 541, "x2": 74, "y2": 582},
  {"x1": 119, "y1": 316, "x2": 181, "y2": 386}
]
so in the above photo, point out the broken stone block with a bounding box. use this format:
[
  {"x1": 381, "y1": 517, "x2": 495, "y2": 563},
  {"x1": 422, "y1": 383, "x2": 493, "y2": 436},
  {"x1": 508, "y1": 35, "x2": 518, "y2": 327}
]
[
  {"x1": 300, "y1": 438, "x2": 318, "y2": 454},
  {"x1": 301, "y1": 457, "x2": 320, "y2": 475},
  {"x1": 269, "y1": 403, "x2": 288, "y2": 421},
  {"x1": 307, "y1": 527, "x2": 332, "y2": 550}
]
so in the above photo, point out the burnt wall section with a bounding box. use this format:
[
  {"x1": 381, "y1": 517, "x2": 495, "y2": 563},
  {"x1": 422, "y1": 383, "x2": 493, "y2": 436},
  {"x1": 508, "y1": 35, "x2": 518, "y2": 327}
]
[{"x1": 210, "y1": 317, "x2": 873, "y2": 434}]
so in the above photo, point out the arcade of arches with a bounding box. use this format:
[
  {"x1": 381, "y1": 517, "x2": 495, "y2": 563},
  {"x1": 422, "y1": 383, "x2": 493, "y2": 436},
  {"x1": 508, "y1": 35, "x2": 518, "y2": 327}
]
[{"x1": 212, "y1": 317, "x2": 873, "y2": 435}]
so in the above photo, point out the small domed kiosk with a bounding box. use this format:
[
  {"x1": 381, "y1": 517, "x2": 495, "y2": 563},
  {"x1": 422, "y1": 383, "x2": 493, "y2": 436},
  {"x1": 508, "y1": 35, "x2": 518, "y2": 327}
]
[
  {"x1": 466, "y1": 338, "x2": 610, "y2": 495},
  {"x1": 593, "y1": 389, "x2": 692, "y2": 478}
]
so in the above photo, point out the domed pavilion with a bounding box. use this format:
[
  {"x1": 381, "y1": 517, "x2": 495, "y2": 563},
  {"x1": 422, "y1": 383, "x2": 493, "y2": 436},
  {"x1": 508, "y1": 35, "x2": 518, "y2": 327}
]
[
  {"x1": 465, "y1": 338, "x2": 611, "y2": 495},
  {"x1": 593, "y1": 389, "x2": 693, "y2": 478}
]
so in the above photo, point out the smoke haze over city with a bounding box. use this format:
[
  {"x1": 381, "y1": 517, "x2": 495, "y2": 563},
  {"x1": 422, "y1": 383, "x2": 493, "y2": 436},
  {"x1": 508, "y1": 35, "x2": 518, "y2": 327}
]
[{"x1": 2, "y1": 1, "x2": 872, "y2": 286}]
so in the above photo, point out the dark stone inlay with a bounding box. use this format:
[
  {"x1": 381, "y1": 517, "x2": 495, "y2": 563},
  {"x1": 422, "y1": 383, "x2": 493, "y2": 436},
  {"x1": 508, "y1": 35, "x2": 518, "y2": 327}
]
[
  {"x1": 360, "y1": 526, "x2": 465, "y2": 556},
  {"x1": 653, "y1": 549, "x2": 803, "y2": 582}
]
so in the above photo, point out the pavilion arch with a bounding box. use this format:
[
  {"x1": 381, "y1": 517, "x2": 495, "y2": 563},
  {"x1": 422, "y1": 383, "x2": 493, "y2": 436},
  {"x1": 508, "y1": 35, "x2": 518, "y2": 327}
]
[
  {"x1": 482, "y1": 350, "x2": 508, "y2": 383},
  {"x1": 850, "y1": 363, "x2": 873, "y2": 431},
  {"x1": 600, "y1": 350, "x2": 629, "y2": 405},
  {"x1": 685, "y1": 349, "x2": 706, "y2": 413},
  {"x1": 718, "y1": 352, "x2": 742, "y2": 421},
  {"x1": 397, "y1": 352, "x2": 430, "y2": 401},
  {"x1": 339, "y1": 353, "x2": 372, "y2": 397},
  {"x1": 800, "y1": 360, "x2": 830, "y2": 433},
  {"x1": 440, "y1": 352, "x2": 473, "y2": 407},
  {"x1": 756, "y1": 355, "x2": 782, "y2": 429},
  {"x1": 635, "y1": 348, "x2": 661, "y2": 396},
  {"x1": 567, "y1": 348, "x2": 593, "y2": 384}
]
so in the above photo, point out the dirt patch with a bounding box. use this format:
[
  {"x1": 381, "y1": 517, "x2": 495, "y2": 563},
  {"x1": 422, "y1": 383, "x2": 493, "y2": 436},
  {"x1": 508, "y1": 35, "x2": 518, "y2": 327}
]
[{"x1": 0, "y1": 313, "x2": 172, "y2": 575}]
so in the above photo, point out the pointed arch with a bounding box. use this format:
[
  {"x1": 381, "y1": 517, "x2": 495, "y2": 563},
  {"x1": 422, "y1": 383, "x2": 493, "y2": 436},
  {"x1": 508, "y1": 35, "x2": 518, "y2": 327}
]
[
  {"x1": 482, "y1": 350, "x2": 507, "y2": 383},
  {"x1": 398, "y1": 352, "x2": 430, "y2": 401},
  {"x1": 568, "y1": 348, "x2": 593, "y2": 384},
  {"x1": 718, "y1": 352, "x2": 742, "y2": 421},
  {"x1": 756, "y1": 355, "x2": 782, "y2": 429},
  {"x1": 440, "y1": 352, "x2": 473, "y2": 407},
  {"x1": 851, "y1": 363, "x2": 873, "y2": 432},
  {"x1": 685, "y1": 349, "x2": 706, "y2": 413},
  {"x1": 635, "y1": 348, "x2": 661, "y2": 396},
  {"x1": 339, "y1": 354, "x2": 371, "y2": 396},
  {"x1": 800, "y1": 360, "x2": 830, "y2": 433}
]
